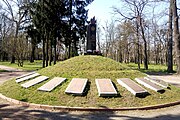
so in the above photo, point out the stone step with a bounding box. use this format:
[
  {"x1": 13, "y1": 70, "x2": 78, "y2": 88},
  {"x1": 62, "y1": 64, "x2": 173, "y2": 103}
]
[
  {"x1": 65, "y1": 78, "x2": 88, "y2": 95},
  {"x1": 135, "y1": 78, "x2": 164, "y2": 92},
  {"x1": 95, "y1": 79, "x2": 117, "y2": 97},
  {"x1": 21, "y1": 76, "x2": 49, "y2": 88},
  {"x1": 38, "y1": 77, "x2": 66, "y2": 92},
  {"x1": 117, "y1": 78, "x2": 148, "y2": 96},
  {"x1": 16, "y1": 72, "x2": 36, "y2": 80},
  {"x1": 16, "y1": 73, "x2": 40, "y2": 83}
]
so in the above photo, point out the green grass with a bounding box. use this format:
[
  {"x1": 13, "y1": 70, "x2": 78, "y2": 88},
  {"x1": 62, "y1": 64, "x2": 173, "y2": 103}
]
[
  {"x1": 126, "y1": 63, "x2": 177, "y2": 74},
  {"x1": 0, "y1": 55, "x2": 180, "y2": 108},
  {"x1": 0, "y1": 60, "x2": 42, "y2": 71}
]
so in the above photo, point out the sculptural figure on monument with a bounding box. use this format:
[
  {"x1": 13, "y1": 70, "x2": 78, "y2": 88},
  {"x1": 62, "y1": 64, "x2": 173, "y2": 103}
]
[{"x1": 90, "y1": 16, "x2": 96, "y2": 24}]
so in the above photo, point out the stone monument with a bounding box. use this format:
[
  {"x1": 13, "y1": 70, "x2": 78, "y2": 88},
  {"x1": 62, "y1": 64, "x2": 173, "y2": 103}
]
[{"x1": 86, "y1": 17, "x2": 96, "y2": 54}]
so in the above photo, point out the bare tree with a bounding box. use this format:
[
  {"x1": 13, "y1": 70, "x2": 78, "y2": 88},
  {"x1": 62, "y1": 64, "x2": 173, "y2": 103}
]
[
  {"x1": 113, "y1": 0, "x2": 149, "y2": 69},
  {"x1": 102, "y1": 20, "x2": 117, "y2": 58},
  {"x1": 167, "y1": 0, "x2": 173, "y2": 72},
  {"x1": 2, "y1": 0, "x2": 28, "y2": 64},
  {"x1": 172, "y1": 0, "x2": 180, "y2": 74}
]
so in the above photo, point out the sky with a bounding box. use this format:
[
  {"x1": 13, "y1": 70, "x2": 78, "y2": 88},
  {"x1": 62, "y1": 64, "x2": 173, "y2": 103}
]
[
  {"x1": 86, "y1": 0, "x2": 170, "y2": 27},
  {"x1": 87, "y1": 0, "x2": 122, "y2": 26}
]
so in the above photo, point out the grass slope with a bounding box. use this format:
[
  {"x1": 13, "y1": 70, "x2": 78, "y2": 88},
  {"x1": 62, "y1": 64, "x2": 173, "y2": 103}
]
[
  {"x1": 0, "y1": 55, "x2": 180, "y2": 108},
  {"x1": 38, "y1": 55, "x2": 143, "y2": 79}
]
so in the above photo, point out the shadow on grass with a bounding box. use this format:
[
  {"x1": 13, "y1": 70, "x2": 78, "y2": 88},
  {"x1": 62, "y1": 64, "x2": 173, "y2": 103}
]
[
  {"x1": 112, "y1": 82, "x2": 121, "y2": 97},
  {"x1": 158, "y1": 89, "x2": 166, "y2": 94},
  {"x1": 0, "y1": 70, "x2": 9, "y2": 72},
  {"x1": 82, "y1": 81, "x2": 91, "y2": 96},
  {"x1": 0, "y1": 103, "x2": 180, "y2": 120},
  {"x1": 139, "y1": 69, "x2": 176, "y2": 76},
  {"x1": 136, "y1": 92, "x2": 151, "y2": 98},
  {"x1": 20, "y1": 98, "x2": 28, "y2": 102}
]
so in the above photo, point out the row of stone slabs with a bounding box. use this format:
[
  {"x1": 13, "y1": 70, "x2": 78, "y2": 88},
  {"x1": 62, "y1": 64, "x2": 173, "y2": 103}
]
[{"x1": 15, "y1": 72, "x2": 169, "y2": 97}]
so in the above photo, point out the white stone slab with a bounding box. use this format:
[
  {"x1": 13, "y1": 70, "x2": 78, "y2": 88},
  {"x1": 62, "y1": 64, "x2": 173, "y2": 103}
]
[
  {"x1": 21, "y1": 76, "x2": 49, "y2": 88},
  {"x1": 16, "y1": 73, "x2": 40, "y2": 83},
  {"x1": 117, "y1": 78, "x2": 147, "y2": 96},
  {"x1": 144, "y1": 76, "x2": 168, "y2": 88},
  {"x1": 16, "y1": 72, "x2": 36, "y2": 80},
  {"x1": 135, "y1": 78, "x2": 164, "y2": 92},
  {"x1": 38, "y1": 77, "x2": 66, "y2": 92},
  {"x1": 65, "y1": 78, "x2": 88, "y2": 95},
  {"x1": 95, "y1": 79, "x2": 117, "y2": 97}
]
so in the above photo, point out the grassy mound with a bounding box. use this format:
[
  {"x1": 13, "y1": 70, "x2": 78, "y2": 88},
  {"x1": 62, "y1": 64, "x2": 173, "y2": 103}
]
[
  {"x1": 38, "y1": 55, "x2": 142, "y2": 79},
  {"x1": 0, "y1": 55, "x2": 180, "y2": 108}
]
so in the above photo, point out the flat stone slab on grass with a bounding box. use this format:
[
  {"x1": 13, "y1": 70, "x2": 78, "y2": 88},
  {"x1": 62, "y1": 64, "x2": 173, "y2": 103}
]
[
  {"x1": 95, "y1": 79, "x2": 117, "y2": 97},
  {"x1": 16, "y1": 73, "x2": 40, "y2": 83},
  {"x1": 65, "y1": 78, "x2": 88, "y2": 95},
  {"x1": 38, "y1": 77, "x2": 66, "y2": 92},
  {"x1": 16, "y1": 72, "x2": 36, "y2": 80},
  {"x1": 117, "y1": 78, "x2": 148, "y2": 96},
  {"x1": 135, "y1": 78, "x2": 164, "y2": 92},
  {"x1": 144, "y1": 76, "x2": 168, "y2": 88},
  {"x1": 21, "y1": 76, "x2": 49, "y2": 88}
]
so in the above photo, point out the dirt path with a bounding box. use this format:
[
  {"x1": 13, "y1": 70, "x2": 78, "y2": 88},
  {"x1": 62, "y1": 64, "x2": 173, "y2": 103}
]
[
  {"x1": 0, "y1": 65, "x2": 30, "y2": 85},
  {"x1": 0, "y1": 65, "x2": 180, "y2": 120}
]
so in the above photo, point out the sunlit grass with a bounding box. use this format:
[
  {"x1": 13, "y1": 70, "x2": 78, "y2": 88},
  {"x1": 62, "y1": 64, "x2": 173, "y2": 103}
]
[
  {"x1": 126, "y1": 63, "x2": 177, "y2": 74},
  {"x1": 0, "y1": 60, "x2": 43, "y2": 71}
]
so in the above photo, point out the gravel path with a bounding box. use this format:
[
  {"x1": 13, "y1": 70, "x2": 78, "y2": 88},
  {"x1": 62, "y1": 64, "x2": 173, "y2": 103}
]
[{"x1": 0, "y1": 65, "x2": 180, "y2": 120}]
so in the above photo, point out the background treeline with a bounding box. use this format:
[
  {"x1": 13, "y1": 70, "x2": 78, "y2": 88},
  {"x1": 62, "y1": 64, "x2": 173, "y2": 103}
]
[
  {"x1": 97, "y1": 0, "x2": 180, "y2": 74},
  {"x1": 0, "y1": 0, "x2": 180, "y2": 74},
  {"x1": 0, "y1": 0, "x2": 94, "y2": 67}
]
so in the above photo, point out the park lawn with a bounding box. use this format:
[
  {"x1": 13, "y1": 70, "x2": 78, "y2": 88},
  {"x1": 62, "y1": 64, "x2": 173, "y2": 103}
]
[
  {"x1": 127, "y1": 63, "x2": 177, "y2": 74},
  {"x1": 0, "y1": 55, "x2": 180, "y2": 108},
  {"x1": 0, "y1": 60, "x2": 43, "y2": 71}
]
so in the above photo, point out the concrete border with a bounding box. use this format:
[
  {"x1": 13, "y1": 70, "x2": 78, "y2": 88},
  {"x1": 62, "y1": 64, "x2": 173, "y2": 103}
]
[{"x1": 1, "y1": 93, "x2": 180, "y2": 111}]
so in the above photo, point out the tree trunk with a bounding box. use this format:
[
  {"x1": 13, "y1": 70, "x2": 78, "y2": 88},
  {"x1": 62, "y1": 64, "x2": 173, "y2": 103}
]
[
  {"x1": 11, "y1": 23, "x2": 19, "y2": 64},
  {"x1": 42, "y1": 38, "x2": 45, "y2": 68},
  {"x1": 167, "y1": 0, "x2": 173, "y2": 73},
  {"x1": 30, "y1": 43, "x2": 35, "y2": 63},
  {"x1": 68, "y1": 42, "x2": 71, "y2": 58},
  {"x1": 46, "y1": 38, "x2": 49, "y2": 67},
  {"x1": 68, "y1": 0, "x2": 72, "y2": 59},
  {"x1": 172, "y1": 0, "x2": 180, "y2": 74},
  {"x1": 49, "y1": 38, "x2": 52, "y2": 66},
  {"x1": 11, "y1": 55, "x2": 15, "y2": 64},
  {"x1": 54, "y1": 37, "x2": 57, "y2": 65},
  {"x1": 139, "y1": 17, "x2": 148, "y2": 70},
  {"x1": 136, "y1": 20, "x2": 140, "y2": 69}
]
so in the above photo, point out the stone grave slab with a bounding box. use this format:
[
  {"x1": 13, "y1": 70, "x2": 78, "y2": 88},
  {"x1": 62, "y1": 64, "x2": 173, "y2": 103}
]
[
  {"x1": 135, "y1": 78, "x2": 164, "y2": 92},
  {"x1": 95, "y1": 79, "x2": 117, "y2": 97},
  {"x1": 16, "y1": 73, "x2": 40, "y2": 83},
  {"x1": 16, "y1": 72, "x2": 36, "y2": 80},
  {"x1": 38, "y1": 77, "x2": 66, "y2": 92},
  {"x1": 144, "y1": 76, "x2": 168, "y2": 88},
  {"x1": 117, "y1": 78, "x2": 147, "y2": 96},
  {"x1": 21, "y1": 76, "x2": 49, "y2": 88},
  {"x1": 65, "y1": 78, "x2": 88, "y2": 95}
]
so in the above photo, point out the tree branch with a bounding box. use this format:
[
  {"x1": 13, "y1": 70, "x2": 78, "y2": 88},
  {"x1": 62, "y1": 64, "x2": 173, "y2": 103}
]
[{"x1": 112, "y1": 7, "x2": 136, "y2": 20}]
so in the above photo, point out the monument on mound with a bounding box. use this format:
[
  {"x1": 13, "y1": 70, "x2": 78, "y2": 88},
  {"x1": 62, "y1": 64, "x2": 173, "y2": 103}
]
[{"x1": 86, "y1": 17, "x2": 101, "y2": 55}]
